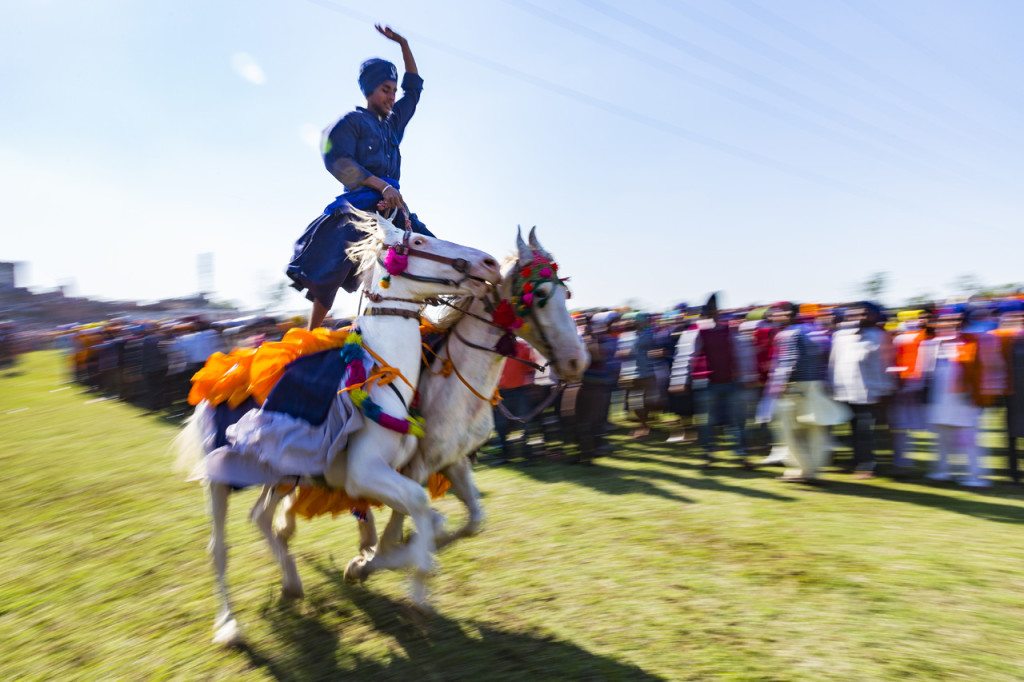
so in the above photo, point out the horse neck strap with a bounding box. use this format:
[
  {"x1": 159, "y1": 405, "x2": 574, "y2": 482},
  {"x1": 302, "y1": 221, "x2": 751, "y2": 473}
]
[
  {"x1": 452, "y1": 326, "x2": 545, "y2": 372},
  {"x1": 364, "y1": 306, "x2": 421, "y2": 321}
]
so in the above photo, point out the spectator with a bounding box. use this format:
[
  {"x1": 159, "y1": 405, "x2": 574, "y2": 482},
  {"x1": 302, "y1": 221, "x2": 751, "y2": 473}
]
[
  {"x1": 669, "y1": 293, "x2": 756, "y2": 466},
  {"x1": 493, "y1": 339, "x2": 541, "y2": 464},
  {"x1": 829, "y1": 302, "x2": 895, "y2": 478},
  {"x1": 888, "y1": 308, "x2": 934, "y2": 472},
  {"x1": 573, "y1": 313, "x2": 621, "y2": 464},
  {"x1": 619, "y1": 312, "x2": 663, "y2": 438},
  {"x1": 920, "y1": 307, "x2": 1005, "y2": 487},
  {"x1": 759, "y1": 302, "x2": 851, "y2": 483},
  {"x1": 995, "y1": 302, "x2": 1024, "y2": 484}
]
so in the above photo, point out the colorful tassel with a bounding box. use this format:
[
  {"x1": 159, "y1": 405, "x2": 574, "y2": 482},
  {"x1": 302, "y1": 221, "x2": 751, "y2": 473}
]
[
  {"x1": 383, "y1": 246, "x2": 409, "y2": 275},
  {"x1": 495, "y1": 332, "x2": 517, "y2": 357}
]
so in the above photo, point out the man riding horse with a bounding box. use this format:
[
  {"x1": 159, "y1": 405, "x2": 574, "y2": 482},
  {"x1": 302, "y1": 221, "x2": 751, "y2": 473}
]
[{"x1": 287, "y1": 24, "x2": 432, "y2": 329}]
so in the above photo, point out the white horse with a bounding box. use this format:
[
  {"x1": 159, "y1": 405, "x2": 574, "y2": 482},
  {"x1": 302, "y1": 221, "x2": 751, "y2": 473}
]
[
  {"x1": 278, "y1": 227, "x2": 588, "y2": 586},
  {"x1": 176, "y1": 210, "x2": 499, "y2": 646}
]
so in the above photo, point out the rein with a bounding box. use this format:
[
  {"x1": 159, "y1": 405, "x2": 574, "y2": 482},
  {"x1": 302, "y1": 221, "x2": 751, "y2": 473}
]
[
  {"x1": 432, "y1": 294, "x2": 549, "y2": 372},
  {"x1": 497, "y1": 381, "x2": 566, "y2": 425},
  {"x1": 376, "y1": 227, "x2": 491, "y2": 290},
  {"x1": 424, "y1": 269, "x2": 569, "y2": 424},
  {"x1": 364, "y1": 221, "x2": 487, "y2": 319},
  {"x1": 452, "y1": 327, "x2": 545, "y2": 372}
]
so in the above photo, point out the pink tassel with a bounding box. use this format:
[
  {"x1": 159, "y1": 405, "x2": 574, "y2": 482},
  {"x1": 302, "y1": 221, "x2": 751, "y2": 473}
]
[{"x1": 383, "y1": 247, "x2": 409, "y2": 276}]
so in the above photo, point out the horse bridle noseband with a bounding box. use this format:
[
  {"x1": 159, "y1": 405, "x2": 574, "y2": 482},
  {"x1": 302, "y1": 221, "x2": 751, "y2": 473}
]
[
  {"x1": 376, "y1": 228, "x2": 491, "y2": 290},
  {"x1": 365, "y1": 226, "x2": 493, "y2": 319}
]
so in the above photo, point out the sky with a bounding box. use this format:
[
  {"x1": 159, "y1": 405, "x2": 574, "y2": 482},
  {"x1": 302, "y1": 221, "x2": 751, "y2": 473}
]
[{"x1": 2, "y1": 0, "x2": 1022, "y2": 317}]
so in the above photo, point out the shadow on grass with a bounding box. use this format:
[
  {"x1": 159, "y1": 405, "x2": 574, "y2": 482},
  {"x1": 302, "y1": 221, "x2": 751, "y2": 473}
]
[
  {"x1": 807, "y1": 478, "x2": 1024, "y2": 524},
  {"x1": 504, "y1": 450, "x2": 795, "y2": 504},
  {"x1": 506, "y1": 459, "x2": 694, "y2": 504},
  {"x1": 242, "y1": 560, "x2": 661, "y2": 681}
]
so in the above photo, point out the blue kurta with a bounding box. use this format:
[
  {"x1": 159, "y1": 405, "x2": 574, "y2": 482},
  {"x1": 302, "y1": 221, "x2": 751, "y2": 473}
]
[
  {"x1": 287, "y1": 72, "x2": 432, "y2": 308},
  {"x1": 321, "y1": 71, "x2": 424, "y2": 213}
]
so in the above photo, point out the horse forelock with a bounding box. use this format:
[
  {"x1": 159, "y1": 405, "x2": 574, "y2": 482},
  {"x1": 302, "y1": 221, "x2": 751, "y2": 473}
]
[{"x1": 344, "y1": 209, "x2": 392, "y2": 280}]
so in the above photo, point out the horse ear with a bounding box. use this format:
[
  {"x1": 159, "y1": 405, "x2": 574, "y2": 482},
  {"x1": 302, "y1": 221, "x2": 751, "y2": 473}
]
[
  {"x1": 516, "y1": 226, "x2": 531, "y2": 262},
  {"x1": 529, "y1": 226, "x2": 553, "y2": 260},
  {"x1": 379, "y1": 216, "x2": 401, "y2": 242}
]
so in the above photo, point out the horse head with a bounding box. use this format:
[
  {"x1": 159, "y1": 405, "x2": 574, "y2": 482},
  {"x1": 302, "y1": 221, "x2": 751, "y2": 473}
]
[
  {"x1": 347, "y1": 211, "x2": 500, "y2": 304},
  {"x1": 498, "y1": 226, "x2": 589, "y2": 382}
]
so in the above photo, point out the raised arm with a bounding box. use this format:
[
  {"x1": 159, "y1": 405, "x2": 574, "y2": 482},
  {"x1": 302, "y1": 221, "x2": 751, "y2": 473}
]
[{"x1": 375, "y1": 24, "x2": 417, "y2": 74}]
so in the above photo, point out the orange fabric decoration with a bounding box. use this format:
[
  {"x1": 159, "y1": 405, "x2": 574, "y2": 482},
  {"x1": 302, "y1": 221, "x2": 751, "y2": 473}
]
[
  {"x1": 290, "y1": 486, "x2": 382, "y2": 520},
  {"x1": 209, "y1": 348, "x2": 257, "y2": 408},
  {"x1": 189, "y1": 351, "x2": 246, "y2": 406},
  {"x1": 287, "y1": 473, "x2": 449, "y2": 521},
  {"x1": 428, "y1": 472, "x2": 451, "y2": 500},
  {"x1": 187, "y1": 326, "x2": 351, "y2": 407}
]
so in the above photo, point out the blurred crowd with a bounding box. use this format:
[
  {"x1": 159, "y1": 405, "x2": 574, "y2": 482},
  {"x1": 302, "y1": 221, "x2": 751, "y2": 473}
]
[
  {"x1": 0, "y1": 321, "x2": 19, "y2": 369},
  {"x1": 494, "y1": 294, "x2": 1024, "y2": 489},
  {"x1": 53, "y1": 293, "x2": 1024, "y2": 488},
  {"x1": 62, "y1": 316, "x2": 292, "y2": 412}
]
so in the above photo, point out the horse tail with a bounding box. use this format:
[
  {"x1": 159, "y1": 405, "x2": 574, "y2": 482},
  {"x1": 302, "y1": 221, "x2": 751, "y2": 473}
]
[{"x1": 173, "y1": 401, "x2": 216, "y2": 480}]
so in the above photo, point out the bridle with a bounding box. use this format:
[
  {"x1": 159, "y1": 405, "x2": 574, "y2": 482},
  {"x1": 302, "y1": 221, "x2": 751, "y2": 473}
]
[
  {"x1": 426, "y1": 250, "x2": 574, "y2": 423},
  {"x1": 376, "y1": 228, "x2": 491, "y2": 290},
  {"x1": 363, "y1": 222, "x2": 491, "y2": 319}
]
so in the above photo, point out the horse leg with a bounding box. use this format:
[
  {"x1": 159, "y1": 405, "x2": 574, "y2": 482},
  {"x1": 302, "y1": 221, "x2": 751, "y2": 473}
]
[
  {"x1": 357, "y1": 508, "x2": 379, "y2": 558},
  {"x1": 372, "y1": 505, "x2": 447, "y2": 562},
  {"x1": 208, "y1": 483, "x2": 242, "y2": 646},
  {"x1": 436, "y1": 456, "x2": 485, "y2": 550},
  {"x1": 274, "y1": 491, "x2": 297, "y2": 548},
  {"x1": 380, "y1": 509, "x2": 407, "y2": 551},
  {"x1": 343, "y1": 455, "x2": 437, "y2": 609},
  {"x1": 252, "y1": 486, "x2": 304, "y2": 600}
]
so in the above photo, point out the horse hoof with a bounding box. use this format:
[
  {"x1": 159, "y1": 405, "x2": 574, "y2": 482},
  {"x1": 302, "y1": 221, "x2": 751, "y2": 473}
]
[
  {"x1": 281, "y1": 584, "x2": 305, "y2": 601},
  {"x1": 212, "y1": 618, "x2": 243, "y2": 647},
  {"x1": 344, "y1": 557, "x2": 367, "y2": 583}
]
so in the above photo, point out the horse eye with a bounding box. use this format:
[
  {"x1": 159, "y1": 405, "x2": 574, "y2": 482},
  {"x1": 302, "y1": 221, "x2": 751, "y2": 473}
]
[{"x1": 413, "y1": 238, "x2": 424, "y2": 246}]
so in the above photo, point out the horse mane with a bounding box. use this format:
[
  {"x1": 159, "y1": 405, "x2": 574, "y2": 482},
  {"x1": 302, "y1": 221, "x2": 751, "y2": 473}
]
[
  {"x1": 433, "y1": 295, "x2": 474, "y2": 330},
  {"x1": 343, "y1": 209, "x2": 390, "y2": 285},
  {"x1": 435, "y1": 252, "x2": 524, "y2": 331}
]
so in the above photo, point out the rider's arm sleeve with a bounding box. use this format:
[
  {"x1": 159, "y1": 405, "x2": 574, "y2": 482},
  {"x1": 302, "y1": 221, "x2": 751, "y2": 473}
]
[
  {"x1": 323, "y1": 114, "x2": 372, "y2": 187},
  {"x1": 390, "y1": 72, "x2": 424, "y2": 141}
]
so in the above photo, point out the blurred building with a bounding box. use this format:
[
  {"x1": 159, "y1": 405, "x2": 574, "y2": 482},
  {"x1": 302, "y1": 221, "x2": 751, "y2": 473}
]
[
  {"x1": 0, "y1": 260, "x2": 241, "y2": 330},
  {"x1": 0, "y1": 261, "x2": 23, "y2": 290}
]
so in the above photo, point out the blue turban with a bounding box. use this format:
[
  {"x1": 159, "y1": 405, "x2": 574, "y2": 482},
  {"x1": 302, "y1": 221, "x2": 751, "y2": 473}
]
[{"x1": 359, "y1": 58, "x2": 398, "y2": 97}]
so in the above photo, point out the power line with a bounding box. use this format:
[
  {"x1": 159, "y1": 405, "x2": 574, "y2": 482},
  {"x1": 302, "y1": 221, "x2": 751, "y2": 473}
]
[
  {"x1": 573, "y1": 0, "x2": 994, "y2": 184},
  {"x1": 837, "y1": 0, "x2": 1023, "y2": 118},
  {"x1": 651, "y1": 0, "x2": 998, "y2": 154},
  {"x1": 723, "y1": 0, "x2": 1018, "y2": 151},
  {"x1": 299, "y1": 0, "x2": 999, "y2": 233},
  {"x1": 507, "y1": 0, "x2": 977, "y2": 185}
]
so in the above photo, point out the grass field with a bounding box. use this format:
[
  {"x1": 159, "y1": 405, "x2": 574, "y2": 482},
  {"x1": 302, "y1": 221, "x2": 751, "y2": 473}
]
[{"x1": 3, "y1": 351, "x2": 1024, "y2": 680}]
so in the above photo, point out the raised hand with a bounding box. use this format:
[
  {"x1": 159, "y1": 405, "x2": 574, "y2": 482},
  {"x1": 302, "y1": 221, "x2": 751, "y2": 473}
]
[{"x1": 375, "y1": 24, "x2": 407, "y2": 45}]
